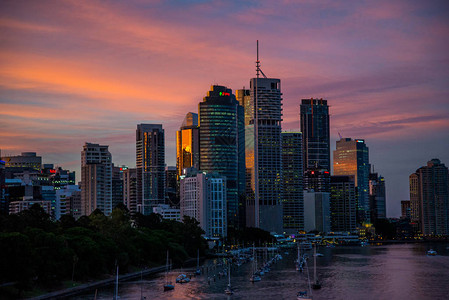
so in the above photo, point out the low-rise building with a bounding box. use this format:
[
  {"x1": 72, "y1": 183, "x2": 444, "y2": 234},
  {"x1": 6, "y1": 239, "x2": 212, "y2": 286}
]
[
  {"x1": 153, "y1": 204, "x2": 180, "y2": 221},
  {"x1": 180, "y1": 169, "x2": 227, "y2": 238}
]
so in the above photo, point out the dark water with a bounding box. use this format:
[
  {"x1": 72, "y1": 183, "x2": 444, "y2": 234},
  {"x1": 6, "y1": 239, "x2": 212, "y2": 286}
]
[{"x1": 73, "y1": 243, "x2": 449, "y2": 300}]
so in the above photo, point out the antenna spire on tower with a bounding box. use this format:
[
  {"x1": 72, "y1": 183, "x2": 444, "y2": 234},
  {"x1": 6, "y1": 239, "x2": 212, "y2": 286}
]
[
  {"x1": 256, "y1": 40, "x2": 260, "y2": 78},
  {"x1": 256, "y1": 40, "x2": 267, "y2": 79}
]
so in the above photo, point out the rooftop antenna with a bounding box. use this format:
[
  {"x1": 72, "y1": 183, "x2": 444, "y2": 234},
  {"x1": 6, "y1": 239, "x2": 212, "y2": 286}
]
[
  {"x1": 338, "y1": 132, "x2": 342, "y2": 139},
  {"x1": 256, "y1": 40, "x2": 267, "y2": 79},
  {"x1": 254, "y1": 41, "x2": 260, "y2": 228}
]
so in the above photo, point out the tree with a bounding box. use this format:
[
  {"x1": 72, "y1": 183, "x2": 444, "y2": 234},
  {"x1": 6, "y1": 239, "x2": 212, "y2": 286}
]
[{"x1": 0, "y1": 232, "x2": 34, "y2": 291}]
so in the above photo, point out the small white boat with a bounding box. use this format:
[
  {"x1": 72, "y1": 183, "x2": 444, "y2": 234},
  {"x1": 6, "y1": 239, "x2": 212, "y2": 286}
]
[
  {"x1": 427, "y1": 249, "x2": 437, "y2": 256},
  {"x1": 175, "y1": 274, "x2": 190, "y2": 284},
  {"x1": 297, "y1": 290, "x2": 312, "y2": 300},
  {"x1": 313, "y1": 253, "x2": 324, "y2": 257},
  {"x1": 250, "y1": 274, "x2": 261, "y2": 282},
  {"x1": 225, "y1": 285, "x2": 234, "y2": 295}
]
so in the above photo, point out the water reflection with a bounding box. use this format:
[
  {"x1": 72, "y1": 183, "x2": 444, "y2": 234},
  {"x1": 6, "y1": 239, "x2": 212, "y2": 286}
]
[{"x1": 73, "y1": 243, "x2": 449, "y2": 300}]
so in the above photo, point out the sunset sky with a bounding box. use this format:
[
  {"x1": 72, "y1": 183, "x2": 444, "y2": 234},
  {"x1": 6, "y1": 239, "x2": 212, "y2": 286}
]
[{"x1": 1, "y1": 0, "x2": 448, "y2": 217}]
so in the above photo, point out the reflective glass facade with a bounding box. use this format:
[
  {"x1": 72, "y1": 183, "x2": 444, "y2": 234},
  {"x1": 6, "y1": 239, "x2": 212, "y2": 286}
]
[
  {"x1": 333, "y1": 138, "x2": 370, "y2": 223},
  {"x1": 199, "y1": 86, "x2": 245, "y2": 229},
  {"x1": 281, "y1": 132, "x2": 304, "y2": 233},
  {"x1": 136, "y1": 124, "x2": 165, "y2": 215},
  {"x1": 300, "y1": 99, "x2": 330, "y2": 172},
  {"x1": 176, "y1": 112, "x2": 199, "y2": 178},
  {"x1": 244, "y1": 78, "x2": 283, "y2": 233},
  {"x1": 330, "y1": 175, "x2": 357, "y2": 232}
]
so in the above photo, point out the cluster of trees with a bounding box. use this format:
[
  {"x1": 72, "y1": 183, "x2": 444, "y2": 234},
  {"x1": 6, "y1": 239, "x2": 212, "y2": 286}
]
[
  {"x1": 0, "y1": 204, "x2": 207, "y2": 294},
  {"x1": 227, "y1": 227, "x2": 275, "y2": 246}
]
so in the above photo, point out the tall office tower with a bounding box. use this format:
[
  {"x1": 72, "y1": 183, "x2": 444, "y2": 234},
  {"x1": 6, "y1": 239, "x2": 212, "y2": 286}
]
[
  {"x1": 236, "y1": 89, "x2": 252, "y2": 126},
  {"x1": 123, "y1": 168, "x2": 137, "y2": 213},
  {"x1": 180, "y1": 169, "x2": 227, "y2": 237},
  {"x1": 410, "y1": 159, "x2": 449, "y2": 235},
  {"x1": 81, "y1": 143, "x2": 112, "y2": 216},
  {"x1": 333, "y1": 138, "x2": 370, "y2": 224},
  {"x1": 300, "y1": 98, "x2": 330, "y2": 176},
  {"x1": 245, "y1": 64, "x2": 283, "y2": 233},
  {"x1": 136, "y1": 124, "x2": 166, "y2": 215},
  {"x1": 401, "y1": 200, "x2": 411, "y2": 219},
  {"x1": 304, "y1": 191, "x2": 331, "y2": 233},
  {"x1": 111, "y1": 165, "x2": 124, "y2": 209},
  {"x1": 176, "y1": 112, "x2": 200, "y2": 178},
  {"x1": 236, "y1": 88, "x2": 251, "y2": 229},
  {"x1": 369, "y1": 172, "x2": 386, "y2": 222},
  {"x1": 281, "y1": 132, "x2": 304, "y2": 233},
  {"x1": 165, "y1": 166, "x2": 178, "y2": 206},
  {"x1": 330, "y1": 175, "x2": 357, "y2": 232},
  {"x1": 409, "y1": 172, "x2": 420, "y2": 224},
  {"x1": 199, "y1": 85, "x2": 245, "y2": 230}
]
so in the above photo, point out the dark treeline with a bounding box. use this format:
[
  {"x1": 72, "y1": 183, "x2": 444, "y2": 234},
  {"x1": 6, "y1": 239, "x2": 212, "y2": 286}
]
[{"x1": 0, "y1": 204, "x2": 207, "y2": 295}]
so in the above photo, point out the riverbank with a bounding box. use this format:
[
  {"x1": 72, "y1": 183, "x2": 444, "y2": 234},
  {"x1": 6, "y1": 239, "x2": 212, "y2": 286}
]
[
  {"x1": 29, "y1": 257, "x2": 198, "y2": 300},
  {"x1": 370, "y1": 239, "x2": 449, "y2": 245},
  {"x1": 30, "y1": 265, "x2": 165, "y2": 300}
]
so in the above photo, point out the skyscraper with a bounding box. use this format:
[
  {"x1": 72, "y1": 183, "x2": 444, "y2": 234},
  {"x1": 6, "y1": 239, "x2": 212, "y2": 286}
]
[
  {"x1": 300, "y1": 98, "x2": 330, "y2": 174},
  {"x1": 410, "y1": 159, "x2": 449, "y2": 235},
  {"x1": 199, "y1": 85, "x2": 245, "y2": 229},
  {"x1": 304, "y1": 190, "x2": 331, "y2": 233},
  {"x1": 123, "y1": 167, "x2": 137, "y2": 213},
  {"x1": 165, "y1": 166, "x2": 178, "y2": 207},
  {"x1": 330, "y1": 175, "x2": 357, "y2": 232},
  {"x1": 112, "y1": 165, "x2": 124, "y2": 209},
  {"x1": 281, "y1": 132, "x2": 304, "y2": 233},
  {"x1": 81, "y1": 143, "x2": 112, "y2": 216},
  {"x1": 409, "y1": 172, "x2": 420, "y2": 223},
  {"x1": 333, "y1": 138, "x2": 370, "y2": 224},
  {"x1": 369, "y1": 172, "x2": 386, "y2": 222},
  {"x1": 136, "y1": 124, "x2": 165, "y2": 215},
  {"x1": 245, "y1": 75, "x2": 283, "y2": 233},
  {"x1": 176, "y1": 112, "x2": 200, "y2": 178}
]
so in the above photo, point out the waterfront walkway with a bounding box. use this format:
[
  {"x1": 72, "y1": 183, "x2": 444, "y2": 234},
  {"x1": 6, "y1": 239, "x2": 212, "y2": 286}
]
[{"x1": 31, "y1": 265, "x2": 167, "y2": 300}]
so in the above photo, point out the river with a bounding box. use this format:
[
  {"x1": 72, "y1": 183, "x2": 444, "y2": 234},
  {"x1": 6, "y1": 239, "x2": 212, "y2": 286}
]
[{"x1": 72, "y1": 242, "x2": 449, "y2": 300}]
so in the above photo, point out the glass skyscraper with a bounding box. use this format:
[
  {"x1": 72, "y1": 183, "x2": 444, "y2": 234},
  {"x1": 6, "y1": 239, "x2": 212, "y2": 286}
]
[
  {"x1": 300, "y1": 98, "x2": 330, "y2": 173},
  {"x1": 333, "y1": 138, "x2": 370, "y2": 224},
  {"x1": 281, "y1": 132, "x2": 304, "y2": 233},
  {"x1": 369, "y1": 172, "x2": 386, "y2": 222},
  {"x1": 199, "y1": 85, "x2": 245, "y2": 230},
  {"x1": 176, "y1": 112, "x2": 200, "y2": 178},
  {"x1": 243, "y1": 77, "x2": 283, "y2": 233},
  {"x1": 330, "y1": 175, "x2": 357, "y2": 232},
  {"x1": 136, "y1": 124, "x2": 165, "y2": 215}
]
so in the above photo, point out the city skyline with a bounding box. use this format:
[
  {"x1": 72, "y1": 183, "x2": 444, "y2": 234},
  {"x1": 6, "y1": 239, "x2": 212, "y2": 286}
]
[{"x1": 1, "y1": 1, "x2": 449, "y2": 218}]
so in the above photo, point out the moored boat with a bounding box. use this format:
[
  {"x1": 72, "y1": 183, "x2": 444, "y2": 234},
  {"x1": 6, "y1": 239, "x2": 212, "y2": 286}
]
[{"x1": 427, "y1": 249, "x2": 437, "y2": 256}]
